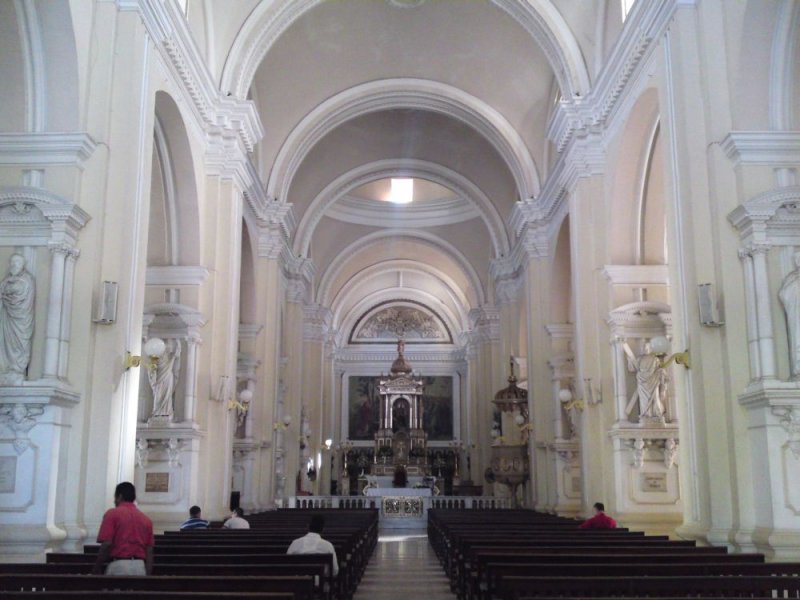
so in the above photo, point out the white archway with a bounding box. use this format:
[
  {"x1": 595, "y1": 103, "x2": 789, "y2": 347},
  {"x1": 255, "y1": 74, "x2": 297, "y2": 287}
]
[
  {"x1": 268, "y1": 79, "x2": 541, "y2": 205},
  {"x1": 220, "y1": 0, "x2": 591, "y2": 101},
  {"x1": 294, "y1": 158, "x2": 511, "y2": 258},
  {"x1": 316, "y1": 229, "x2": 487, "y2": 307}
]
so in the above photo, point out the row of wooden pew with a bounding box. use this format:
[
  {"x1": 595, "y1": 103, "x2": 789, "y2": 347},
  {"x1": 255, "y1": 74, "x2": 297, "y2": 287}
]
[
  {"x1": 428, "y1": 509, "x2": 800, "y2": 600},
  {"x1": 1, "y1": 508, "x2": 378, "y2": 599}
]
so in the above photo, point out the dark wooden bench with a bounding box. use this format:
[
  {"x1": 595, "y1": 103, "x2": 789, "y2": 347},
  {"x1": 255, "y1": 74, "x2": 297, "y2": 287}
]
[{"x1": 0, "y1": 575, "x2": 314, "y2": 600}]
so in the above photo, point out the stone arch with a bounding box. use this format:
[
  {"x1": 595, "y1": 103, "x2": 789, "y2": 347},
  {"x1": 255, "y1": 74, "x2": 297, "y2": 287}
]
[
  {"x1": 220, "y1": 0, "x2": 590, "y2": 101},
  {"x1": 0, "y1": 0, "x2": 80, "y2": 132},
  {"x1": 148, "y1": 91, "x2": 201, "y2": 266},
  {"x1": 769, "y1": 0, "x2": 800, "y2": 130},
  {"x1": 608, "y1": 87, "x2": 661, "y2": 265},
  {"x1": 269, "y1": 79, "x2": 541, "y2": 206},
  {"x1": 294, "y1": 159, "x2": 511, "y2": 259},
  {"x1": 317, "y1": 229, "x2": 486, "y2": 308}
]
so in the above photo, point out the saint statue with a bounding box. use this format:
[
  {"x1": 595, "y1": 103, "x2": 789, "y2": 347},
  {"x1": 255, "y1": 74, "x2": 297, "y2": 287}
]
[
  {"x1": 779, "y1": 252, "x2": 800, "y2": 379},
  {"x1": 0, "y1": 254, "x2": 35, "y2": 385},
  {"x1": 148, "y1": 338, "x2": 181, "y2": 422},
  {"x1": 623, "y1": 341, "x2": 668, "y2": 423}
]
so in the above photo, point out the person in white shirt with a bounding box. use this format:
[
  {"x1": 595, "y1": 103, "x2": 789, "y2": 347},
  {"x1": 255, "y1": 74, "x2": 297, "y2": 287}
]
[
  {"x1": 222, "y1": 507, "x2": 250, "y2": 529},
  {"x1": 287, "y1": 514, "x2": 339, "y2": 577}
]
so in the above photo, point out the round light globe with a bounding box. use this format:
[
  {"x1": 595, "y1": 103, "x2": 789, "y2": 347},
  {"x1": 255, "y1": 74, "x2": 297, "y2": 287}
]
[
  {"x1": 238, "y1": 389, "x2": 254, "y2": 403},
  {"x1": 558, "y1": 388, "x2": 573, "y2": 403},
  {"x1": 143, "y1": 337, "x2": 166, "y2": 358},
  {"x1": 282, "y1": 415, "x2": 292, "y2": 426},
  {"x1": 514, "y1": 414, "x2": 526, "y2": 426},
  {"x1": 490, "y1": 428, "x2": 499, "y2": 439},
  {"x1": 649, "y1": 335, "x2": 670, "y2": 355}
]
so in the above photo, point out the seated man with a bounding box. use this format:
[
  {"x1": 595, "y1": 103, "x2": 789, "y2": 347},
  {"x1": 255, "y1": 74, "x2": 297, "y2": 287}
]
[
  {"x1": 222, "y1": 507, "x2": 250, "y2": 529},
  {"x1": 579, "y1": 502, "x2": 617, "y2": 529},
  {"x1": 287, "y1": 514, "x2": 339, "y2": 577},
  {"x1": 93, "y1": 482, "x2": 154, "y2": 575},
  {"x1": 180, "y1": 505, "x2": 209, "y2": 530}
]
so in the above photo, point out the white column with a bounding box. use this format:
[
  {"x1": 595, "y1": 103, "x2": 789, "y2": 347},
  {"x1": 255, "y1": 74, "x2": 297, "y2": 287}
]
[
  {"x1": 739, "y1": 248, "x2": 761, "y2": 381},
  {"x1": 43, "y1": 245, "x2": 68, "y2": 379},
  {"x1": 183, "y1": 338, "x2": 199, "y2": 423},
  {"x1": 244, "y1": 378, "x2": 255, "y2": 439},
  {"x1": 553, "y1": 380, "x2": 565, "y2": 439},
  {"x1": 611, "y1": 337, "x2": 630, "y2": 423},
  {"x1": 751, "y1": 245, "x2": 777, "y2": 379},
  {"x1": 57, "y1": 250, "x2": 78, "y2": 380}
]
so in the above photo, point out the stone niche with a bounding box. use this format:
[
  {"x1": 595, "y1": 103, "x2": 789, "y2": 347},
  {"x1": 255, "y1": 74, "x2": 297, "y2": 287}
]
[
  {"x1": 0, "y1": 187, "x2": 89, "y2": 557},
  {"x1": 606, "y1": 301, "x2": 682, "y2": 527},
  {"x1": 134, "y1": 303, "x2": 205, "y2": 524}
]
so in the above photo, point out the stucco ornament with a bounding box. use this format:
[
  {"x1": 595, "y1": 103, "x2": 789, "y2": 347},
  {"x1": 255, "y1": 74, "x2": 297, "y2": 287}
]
[
  {"x1": 779, "y1": 252, "x2": 800, "y2": 379},
  {"x1": 0, "y1": 254, "x2": 35, "y2": 386},
  {"x1": 358, "y1": 306, "x2": 445, "y2": 340},
  {"x1": 148, "y1": 339, "x2": 182, "y2": 423},
  {"x1": 0, "y1": 403, "x2": 44, "y2": 454}
]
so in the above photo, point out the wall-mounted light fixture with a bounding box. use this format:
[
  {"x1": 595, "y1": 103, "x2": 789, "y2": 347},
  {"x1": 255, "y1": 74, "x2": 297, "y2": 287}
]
[
  {"x1": 124, "y1": 337, "x2": 166, "y2": 371},
  {"x1": 228, "y1": 388, "x2": 253, "y2": 413},
  {"x1": 650, "y1": 335, "x2": 691, "y2": 369},
  {"x1": 558, "y1": 387, "x2": 585, "y2": 412}
]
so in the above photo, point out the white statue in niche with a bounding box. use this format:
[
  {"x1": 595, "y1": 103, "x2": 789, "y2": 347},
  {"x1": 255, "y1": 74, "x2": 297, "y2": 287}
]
[
  {"x1": 148, "y1": 338, "x2": 181, "y2": 423},
  {"x1": 623, "y1": 341, "x2": 668, "y2": 424},
  {"x1": 779, "y1": 252, "x2": 800, "y2": 379},
  {"x1": 0, "y1": 254, "x2": 35, "y2": 386}
]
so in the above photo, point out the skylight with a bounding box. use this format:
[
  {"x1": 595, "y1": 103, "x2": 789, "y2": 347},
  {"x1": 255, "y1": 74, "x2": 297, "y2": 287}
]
[{"x1": 389, "y1": 178, "x2": 414, "y2": 204}]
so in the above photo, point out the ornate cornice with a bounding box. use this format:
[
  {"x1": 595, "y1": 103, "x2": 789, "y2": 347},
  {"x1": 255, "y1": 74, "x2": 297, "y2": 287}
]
[
  {"x1": 116, "y1": 0, "x2": 263, "y2": 160},
  {"x1": 0, "y1": 133, "x2": 97, "y2": 168},
  {"x1": 728, "y1": 185, "x2": 800, "y2": 245},
  {"x1": 721, "y1": 131, "x2": 800, "y2": 167}
]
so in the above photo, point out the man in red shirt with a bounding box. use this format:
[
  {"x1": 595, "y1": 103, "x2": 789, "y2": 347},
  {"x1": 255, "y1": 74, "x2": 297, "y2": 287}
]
[
  {"x1": 93, "y1": 482, "x2": 154, "y2": 575},
  {"x1": 579, "y1": 502, "x2": 617, "y2": 529}
]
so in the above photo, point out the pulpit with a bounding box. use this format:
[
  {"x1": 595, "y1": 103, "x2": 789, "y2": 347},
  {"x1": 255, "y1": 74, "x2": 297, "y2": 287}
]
[{"x1": 374, "y1": 340, "x2": 428, "y2": 476}]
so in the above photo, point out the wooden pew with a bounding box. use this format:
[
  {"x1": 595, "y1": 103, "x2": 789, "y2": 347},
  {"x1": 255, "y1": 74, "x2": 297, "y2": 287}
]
[{"x1": 0, "y1": 575, "x2": 314, "y2": 600}]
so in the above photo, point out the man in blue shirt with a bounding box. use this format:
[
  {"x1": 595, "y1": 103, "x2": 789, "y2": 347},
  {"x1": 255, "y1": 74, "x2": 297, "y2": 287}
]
[{"x1": 180, "y1": 505, "x2": 209, "y2": 530}]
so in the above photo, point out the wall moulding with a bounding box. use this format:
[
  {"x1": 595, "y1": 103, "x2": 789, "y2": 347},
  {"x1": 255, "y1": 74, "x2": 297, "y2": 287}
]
[
  {"x1": 0, "y1": 133, "x2": 97, "y2": 168},
  {"x1": 721, "y1": 132, "x2": 800, "y2": 167},
  {"x1": 145, "y1": 266, "x2": 209, "y2": 287}
]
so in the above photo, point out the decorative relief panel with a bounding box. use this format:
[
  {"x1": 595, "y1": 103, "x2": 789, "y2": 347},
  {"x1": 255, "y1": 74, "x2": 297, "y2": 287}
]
[
  {"x1": 350, "y1": 304, "x2": 451, "y2": 344},
  {"x1": 382, "y1": 496, "x2": 424, "y2": 518}
]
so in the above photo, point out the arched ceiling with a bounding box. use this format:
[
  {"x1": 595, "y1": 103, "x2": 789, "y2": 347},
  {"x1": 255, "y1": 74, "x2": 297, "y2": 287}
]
[{"x1": 204, "y1": 0, "x2": 607, "y2": 345}]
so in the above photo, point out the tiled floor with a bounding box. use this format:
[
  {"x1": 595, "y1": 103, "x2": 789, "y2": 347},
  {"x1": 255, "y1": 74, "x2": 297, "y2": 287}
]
[{"x1": 353, "y1": 531, "x2": 456, "y2": 599}]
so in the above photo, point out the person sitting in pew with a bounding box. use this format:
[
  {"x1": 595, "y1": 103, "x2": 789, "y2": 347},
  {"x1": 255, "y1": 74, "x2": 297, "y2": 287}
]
[
  {"x1": 287, "y1": 514, "x2": 339, "y2": 577},
  {"x1": 579, "y1": 502, "x2": 618, "y2": 529},
  {"x1": 93, "y1": 481, "x2": 154, "y2": 576},
  {"x1": 180, "y1": 505, "x2": 209, "y2": 530},
  {"x1": 222, "y1": 507, "x2": 251, "y2": 529}
]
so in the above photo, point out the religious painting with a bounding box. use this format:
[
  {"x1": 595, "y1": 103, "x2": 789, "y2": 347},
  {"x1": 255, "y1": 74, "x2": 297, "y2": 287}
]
[
  {"x1": 421, "y1": 376, "x2": 453, "y2": 441},
  {"x1": 347, "y1": 375, "x2": 454, "y2": 441},
  {"x1": 347, "y1": 376, "x2": 381, "y2": 440}
]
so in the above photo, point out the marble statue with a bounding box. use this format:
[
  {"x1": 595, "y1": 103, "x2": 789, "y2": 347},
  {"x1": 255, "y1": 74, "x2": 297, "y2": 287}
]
[
  {"x1": 0, "y1": 254, "x2": 35, "y2": 385},
  {"x1": 779, "y1": 252, "x2": 800, "y2": 379},
  {"x1": 623, "y1": 342, "x2": 668, "y2": 423},
  {"x1": 148, "y1": 338, "x2": 181, "y2": 422}
]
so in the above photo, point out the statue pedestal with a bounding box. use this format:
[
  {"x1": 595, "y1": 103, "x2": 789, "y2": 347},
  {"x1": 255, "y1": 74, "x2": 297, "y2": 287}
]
[
  {"x1": 607, "y1": 423, "x2": 682, "y2": 532},
  {"x1": 134, "y1": 422, "x2": 205, "y2": 528},
  {"x1": 0, "y1": 381, "x2": 80, "y2": 560}
]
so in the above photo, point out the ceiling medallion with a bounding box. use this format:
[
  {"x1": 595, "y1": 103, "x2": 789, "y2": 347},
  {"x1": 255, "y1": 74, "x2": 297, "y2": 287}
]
[{"x1": 387, "y1": 0, "x2": 427, "y2": 8}]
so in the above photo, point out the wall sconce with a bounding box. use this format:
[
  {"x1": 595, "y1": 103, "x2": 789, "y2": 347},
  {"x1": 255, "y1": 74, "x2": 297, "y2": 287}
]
[
  {"x1": 274, "y1": 414, "x2": 292, "y2": 431},
  {"x1": 124, "y1": 337, "x2": 165, "y2": 371},
  {"x1": 650, "y1": 335, "x2": 691, "y2": 369},
  {"x1": 558, "y1": 387, "x2": 585, "y2": 412},
  {"x1": 228, "y1": 388, "x2": 253, "y2": 413}
]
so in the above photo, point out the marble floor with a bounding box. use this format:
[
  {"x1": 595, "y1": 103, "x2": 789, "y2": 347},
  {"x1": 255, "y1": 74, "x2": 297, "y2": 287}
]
[{"x1": 352, "y1": 531, "x2": 455, "y2": 599}]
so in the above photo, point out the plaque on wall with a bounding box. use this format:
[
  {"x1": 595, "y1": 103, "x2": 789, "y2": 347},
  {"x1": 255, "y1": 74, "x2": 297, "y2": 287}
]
[
  {"x1": 145, "y1": 472, "x2": 170, "y2": 493},
  {"x1": 641, "y1": 472, "x2": 668, "y2": 492},
  {"x1": 0, "y1": 456, "x2": 16, "y2": 493}
]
